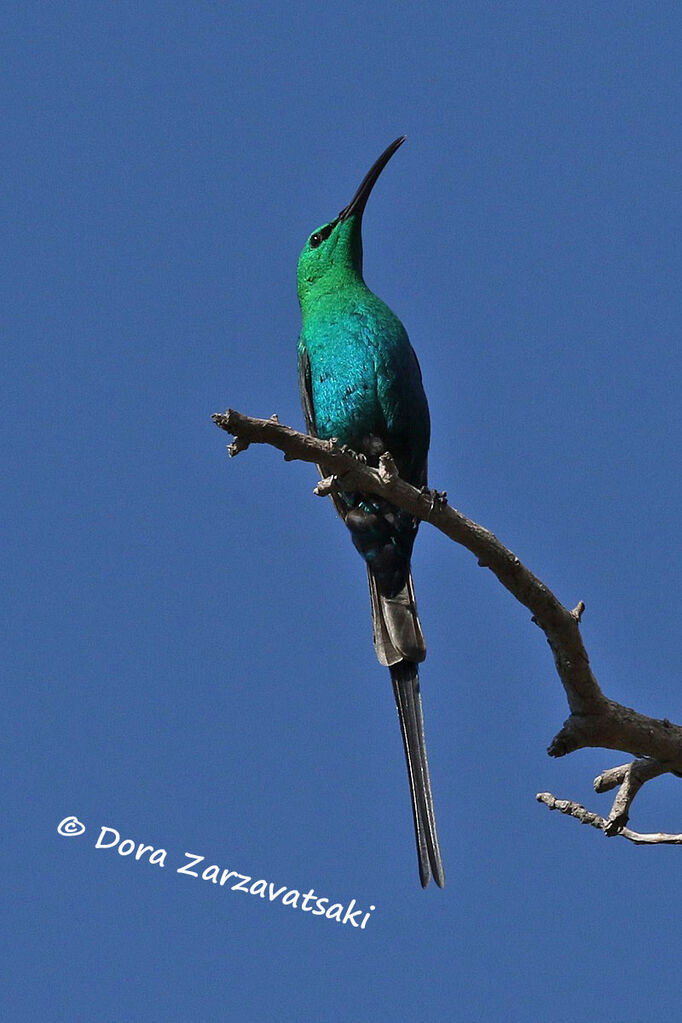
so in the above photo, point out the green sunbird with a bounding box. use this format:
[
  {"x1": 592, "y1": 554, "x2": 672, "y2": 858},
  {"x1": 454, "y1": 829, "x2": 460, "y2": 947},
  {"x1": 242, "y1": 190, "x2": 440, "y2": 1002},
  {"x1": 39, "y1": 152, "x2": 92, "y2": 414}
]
[{"x1": 297, "y1": 137, "x2": 444, "y2": 888}]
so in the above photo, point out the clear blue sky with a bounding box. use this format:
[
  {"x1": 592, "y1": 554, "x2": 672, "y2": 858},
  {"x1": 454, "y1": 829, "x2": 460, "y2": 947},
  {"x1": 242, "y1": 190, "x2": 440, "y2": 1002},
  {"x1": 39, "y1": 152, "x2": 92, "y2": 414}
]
[{"x1": 6, "y1": 2, "x2": 681, "y2": 1020}]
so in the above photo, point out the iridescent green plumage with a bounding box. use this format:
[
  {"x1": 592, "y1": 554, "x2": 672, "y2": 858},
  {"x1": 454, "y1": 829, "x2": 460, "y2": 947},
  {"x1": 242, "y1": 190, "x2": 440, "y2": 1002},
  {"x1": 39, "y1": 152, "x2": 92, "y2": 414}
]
[{"x1": 297, "y1": 138, "x2": 444, "y2": 888}]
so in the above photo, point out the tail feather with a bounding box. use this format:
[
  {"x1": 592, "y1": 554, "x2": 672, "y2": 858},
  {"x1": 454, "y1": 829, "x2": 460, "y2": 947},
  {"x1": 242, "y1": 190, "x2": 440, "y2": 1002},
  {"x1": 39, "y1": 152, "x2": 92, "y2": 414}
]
[
  {"x1": 367, "y1": 567, "x2": 426, "y2": 666},
  {"x1": 390, "y1": 660, "x2": 445, "y2": 888}
]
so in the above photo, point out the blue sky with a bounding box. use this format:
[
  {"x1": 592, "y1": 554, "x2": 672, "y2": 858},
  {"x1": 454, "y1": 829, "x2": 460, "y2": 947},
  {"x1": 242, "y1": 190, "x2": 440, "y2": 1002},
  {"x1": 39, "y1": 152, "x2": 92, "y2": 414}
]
[{"x1": 6, "y1": 2, "x2": 682, "y2": 1020}]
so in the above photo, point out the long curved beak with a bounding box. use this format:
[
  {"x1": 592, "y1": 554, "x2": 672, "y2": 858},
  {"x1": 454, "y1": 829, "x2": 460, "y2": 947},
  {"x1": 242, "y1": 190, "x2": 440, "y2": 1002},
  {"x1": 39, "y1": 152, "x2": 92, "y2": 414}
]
[{"x1": 338, "y1": 136, "x2": 406, "y2": 222}]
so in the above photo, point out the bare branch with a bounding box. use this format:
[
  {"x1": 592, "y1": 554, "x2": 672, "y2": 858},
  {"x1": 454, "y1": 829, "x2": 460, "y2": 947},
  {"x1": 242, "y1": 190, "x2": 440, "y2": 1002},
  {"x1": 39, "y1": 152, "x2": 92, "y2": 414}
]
[
  {"x1": 593, "y1": 758, "x2": 671, "y2": 833},
  {"x1": 537, "y1": 792, "x2": 682, "y2": 845},
  {"x1": 213, "y1": 408, "x2": 682, "y2": 833}
]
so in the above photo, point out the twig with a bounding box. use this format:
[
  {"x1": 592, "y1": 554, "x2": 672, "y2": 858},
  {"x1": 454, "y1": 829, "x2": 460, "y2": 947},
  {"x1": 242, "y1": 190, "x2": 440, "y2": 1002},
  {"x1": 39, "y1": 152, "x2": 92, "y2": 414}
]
[{"x1": 537, "y1": 792, "x2": 682, "y2": 845}]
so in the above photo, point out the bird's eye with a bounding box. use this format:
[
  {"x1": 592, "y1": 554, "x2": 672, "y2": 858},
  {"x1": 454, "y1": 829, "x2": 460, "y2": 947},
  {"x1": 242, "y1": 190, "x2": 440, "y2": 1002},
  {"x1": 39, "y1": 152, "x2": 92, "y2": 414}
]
[{"x1": 309, "y1": 223, "x2": 334, "y2": 249}]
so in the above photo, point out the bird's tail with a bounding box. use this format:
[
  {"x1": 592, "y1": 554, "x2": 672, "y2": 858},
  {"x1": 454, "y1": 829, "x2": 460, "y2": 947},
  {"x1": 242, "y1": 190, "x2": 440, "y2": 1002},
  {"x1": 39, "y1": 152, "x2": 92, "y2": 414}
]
[
  {"x1": 367, "y1": 566, "x2": 444, "y2": 886},
  {"x1": 390, "y1": 660, "x2": 445, "y2": 888},
  {"x1": 367, "y1": 566, "x2": 425, "y2": 667}
]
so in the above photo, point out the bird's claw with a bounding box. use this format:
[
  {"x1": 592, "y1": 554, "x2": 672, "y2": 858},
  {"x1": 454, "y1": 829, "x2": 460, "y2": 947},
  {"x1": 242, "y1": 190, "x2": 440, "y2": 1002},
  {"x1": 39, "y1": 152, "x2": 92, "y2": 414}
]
[
  {"x1": 338, "y1": 444, "x2": 368, "y2": 464},
  {"x1": 420, "y1": 486, "x2": 448, "y2": 514}
]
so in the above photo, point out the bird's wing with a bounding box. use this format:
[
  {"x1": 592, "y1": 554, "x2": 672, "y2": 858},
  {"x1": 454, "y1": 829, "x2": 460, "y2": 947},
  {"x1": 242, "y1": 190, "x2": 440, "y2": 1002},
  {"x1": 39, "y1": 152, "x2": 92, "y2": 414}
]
[
  {"x1": 298, "y1": 345, "x2": 317, "y2": 437},
  {"x1": 299, "y1": 343, "x2": 350, "y2": 521}
]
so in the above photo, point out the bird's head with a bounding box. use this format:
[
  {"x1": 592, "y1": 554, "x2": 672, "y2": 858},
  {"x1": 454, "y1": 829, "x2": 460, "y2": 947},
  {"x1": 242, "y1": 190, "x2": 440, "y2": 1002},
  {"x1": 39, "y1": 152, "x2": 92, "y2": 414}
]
[{"x1": 296, "y1": 136, "x2": 406, "y2": 310}]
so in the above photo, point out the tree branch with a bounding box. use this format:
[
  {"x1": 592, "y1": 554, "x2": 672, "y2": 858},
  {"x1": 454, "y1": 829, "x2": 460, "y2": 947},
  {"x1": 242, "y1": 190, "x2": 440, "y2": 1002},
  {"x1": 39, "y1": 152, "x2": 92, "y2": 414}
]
[
  {"x1": 594, "y1": 757, "x2": 670, "y2": 833},
  {"x1": 536, "y1": 792, "x2": 682, "y2": 845},
  {"x1": 213, "y1": 408, "x2": 682, "y2": 835}
]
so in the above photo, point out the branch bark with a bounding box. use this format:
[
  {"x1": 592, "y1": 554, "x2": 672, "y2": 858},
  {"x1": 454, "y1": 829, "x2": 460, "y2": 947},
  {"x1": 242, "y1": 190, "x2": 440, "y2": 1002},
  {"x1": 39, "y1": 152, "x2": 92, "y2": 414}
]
[{"x1": 213, "y1": 408, "x2": 682, "y2": 840}]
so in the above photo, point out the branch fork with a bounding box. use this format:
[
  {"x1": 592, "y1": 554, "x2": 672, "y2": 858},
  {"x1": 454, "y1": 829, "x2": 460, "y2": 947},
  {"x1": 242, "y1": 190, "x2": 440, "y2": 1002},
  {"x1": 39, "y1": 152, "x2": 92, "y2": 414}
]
[{"x1": 537, "y1": 754, "x2": 682, "y2": 844}]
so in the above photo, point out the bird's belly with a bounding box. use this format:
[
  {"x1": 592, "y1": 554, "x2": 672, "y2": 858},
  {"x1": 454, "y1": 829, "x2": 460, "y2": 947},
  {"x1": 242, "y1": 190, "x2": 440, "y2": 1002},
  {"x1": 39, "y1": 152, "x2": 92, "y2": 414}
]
[{"x1": 311, "y1": 365, "x2": 380, "y2": 447}]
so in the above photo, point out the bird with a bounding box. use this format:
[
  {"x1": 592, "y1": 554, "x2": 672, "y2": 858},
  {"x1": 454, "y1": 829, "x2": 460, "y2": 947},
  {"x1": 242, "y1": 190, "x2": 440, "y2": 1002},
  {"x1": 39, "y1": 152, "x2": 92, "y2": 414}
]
[{"x1": 296, "y1": 136, "x2": 445, "y2": 888}]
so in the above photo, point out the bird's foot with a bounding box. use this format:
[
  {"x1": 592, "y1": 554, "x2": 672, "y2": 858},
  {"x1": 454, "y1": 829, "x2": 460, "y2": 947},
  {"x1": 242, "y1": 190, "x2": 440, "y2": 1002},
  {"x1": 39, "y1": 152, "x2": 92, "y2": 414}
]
[
  {"x1": 420, "y1": 486, "x2": 448, "y2": 514},
  {"x1": 337, "y1": 443, "x2": 368, "y2": 464}
]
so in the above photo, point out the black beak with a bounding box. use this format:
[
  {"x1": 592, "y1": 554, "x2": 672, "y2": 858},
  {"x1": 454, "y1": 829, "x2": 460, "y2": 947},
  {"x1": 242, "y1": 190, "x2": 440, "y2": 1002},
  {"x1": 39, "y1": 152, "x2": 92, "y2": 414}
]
[{"x1": 338, "y1": 136, "x2": 406, "y2": 222}]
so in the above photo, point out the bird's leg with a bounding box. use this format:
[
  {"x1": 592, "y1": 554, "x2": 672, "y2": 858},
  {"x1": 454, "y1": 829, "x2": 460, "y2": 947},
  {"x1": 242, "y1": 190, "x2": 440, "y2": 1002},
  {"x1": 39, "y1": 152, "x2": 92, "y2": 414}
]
[{"x1": 419, "y1": 486, "x2": 448, "y2": 515}]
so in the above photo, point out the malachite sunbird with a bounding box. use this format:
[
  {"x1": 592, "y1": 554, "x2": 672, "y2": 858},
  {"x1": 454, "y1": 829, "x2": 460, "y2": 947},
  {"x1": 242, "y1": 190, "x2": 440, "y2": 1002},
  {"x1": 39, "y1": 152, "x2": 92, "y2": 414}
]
[{"x1": 297, "y1": 137, "x2": 445, "y2": 888}]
